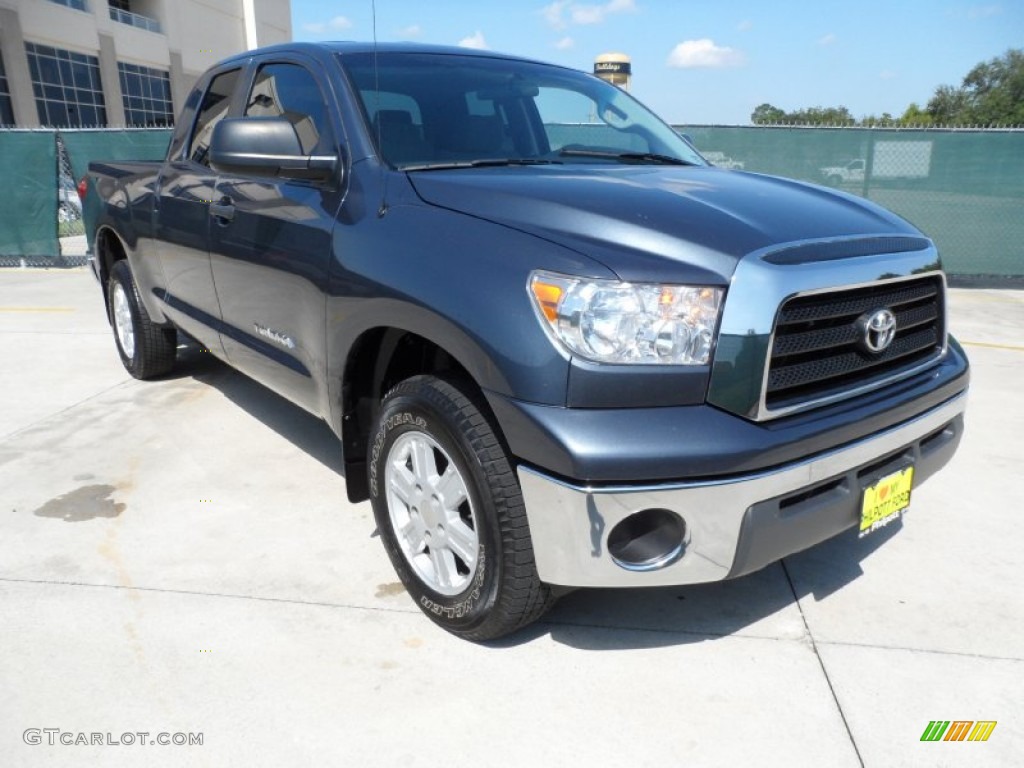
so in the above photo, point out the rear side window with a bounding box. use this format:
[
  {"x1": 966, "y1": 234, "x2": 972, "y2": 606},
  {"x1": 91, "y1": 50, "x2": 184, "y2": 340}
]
[
  {"x1": 188, "y1": 68, "x2": 240, "y2": 165},
  {"x1": 244, "y1": 63, "x2": 334, "y2": 154}
]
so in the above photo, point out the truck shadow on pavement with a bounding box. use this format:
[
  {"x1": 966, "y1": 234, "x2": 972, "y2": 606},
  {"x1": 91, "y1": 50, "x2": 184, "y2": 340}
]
[
  {"x1": 508, "y1": 523, "x2": 902, "y2": 650},
  {"x1": 168, "y1": 337, "x2": 903, "y2": 651},
  {"x1": 169, "y1": 338, "x2": 343, "y2": 475}
]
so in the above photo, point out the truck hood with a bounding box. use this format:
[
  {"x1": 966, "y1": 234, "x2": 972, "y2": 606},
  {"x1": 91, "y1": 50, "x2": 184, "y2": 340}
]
[{"x1": 407, "y1": 166, "x2": 919, "y2": 284}]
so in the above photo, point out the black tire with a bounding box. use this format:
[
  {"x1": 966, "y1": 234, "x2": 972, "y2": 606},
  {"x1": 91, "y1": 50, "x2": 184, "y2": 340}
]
[
  {"x1": 107, "y1": 259, "x2": 176, "y2": 379},
  {"x1": 369, "y1": 375, "x2": 555, "y2": 641}
]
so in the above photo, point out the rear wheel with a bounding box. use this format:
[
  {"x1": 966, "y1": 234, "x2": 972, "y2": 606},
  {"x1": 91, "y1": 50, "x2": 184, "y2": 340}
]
[
  {"x1": 369, "y1": 375, "x2": 555, "y2": 641},
  {"x1": 108, "y1": 259, "x2": 176, "y2": 379}
]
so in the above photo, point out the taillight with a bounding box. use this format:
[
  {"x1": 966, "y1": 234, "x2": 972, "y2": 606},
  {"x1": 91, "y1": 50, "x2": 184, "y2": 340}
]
[{"x1": 76, "y1": 176, "x2": 88, "y2": 201}]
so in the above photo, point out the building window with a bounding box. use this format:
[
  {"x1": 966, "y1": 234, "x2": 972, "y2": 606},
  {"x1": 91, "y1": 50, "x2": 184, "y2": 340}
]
[
  {"x1": 25, "y1": 43, "x2": 107, "y2": 127},
  {"x1": 0, "y1": 48, "x2": 15, "y2": 125},
  {"x1": 47, "y1": 0, "x2": 89, "y2": 11},
  {"x1": 118, "y1": 62, "x2": 173, "y2": 126}
]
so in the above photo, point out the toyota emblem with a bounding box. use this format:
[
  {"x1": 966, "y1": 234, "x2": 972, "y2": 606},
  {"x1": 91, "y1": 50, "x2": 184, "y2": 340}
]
[{"x1": 857, "y1": 308, "x2": 897, "y2": 353}]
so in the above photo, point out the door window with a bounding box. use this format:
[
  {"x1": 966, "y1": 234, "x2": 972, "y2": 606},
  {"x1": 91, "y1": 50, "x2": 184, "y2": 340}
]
[
  {"x1": 188, "y1": 68, "x2": 241, "y2": 165},
  {"x1": 244, "y1": 63, "x2": 334, "y2": 155}
]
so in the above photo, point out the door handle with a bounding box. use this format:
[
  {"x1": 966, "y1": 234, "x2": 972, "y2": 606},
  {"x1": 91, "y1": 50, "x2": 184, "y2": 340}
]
[{"x1": 210, "y1": 197, "x2": 235, "y2": 223}]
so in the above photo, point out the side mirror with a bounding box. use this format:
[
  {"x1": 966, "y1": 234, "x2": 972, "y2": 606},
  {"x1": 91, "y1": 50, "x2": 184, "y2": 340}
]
[{"x1": 209, "y1": 117, "x2": 338, "y2": 183}]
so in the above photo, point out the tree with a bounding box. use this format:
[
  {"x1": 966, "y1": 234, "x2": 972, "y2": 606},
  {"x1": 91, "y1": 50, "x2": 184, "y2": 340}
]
[
  {"x1": 899, "y1": 103, "x2": 932, "y2": 126},
  {"x1": 961, "y1": 48, "x2": 1024, "y2": 125},
  {"x1": 925, "y1": 48, "x2": 1024, "y2": 125},
  {"x1": 751, "y1": 103, "x2": 786, "y2": 124},
  {"x1": 789, "y1": 106, "x2": 855, "y2": 125},
  {"x1": 862, "y1": 113, "x2": 896, "y2": 127},
  {"x1": 749, "y1": 48, "x2": 1023, "y2": 127},
  {"x1": 750, "y1": 103, "x2": 854, "y2": 125},
  {"x1": 927, "y1": 84, "x2": 972, "y2": 124}
]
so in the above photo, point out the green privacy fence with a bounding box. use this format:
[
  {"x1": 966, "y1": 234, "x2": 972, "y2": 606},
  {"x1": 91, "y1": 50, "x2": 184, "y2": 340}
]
[
  {"x1": 677, "y1": 126, "x2": 1024, "y2": 278},
  {"x1": 0, "y1": 132, "x2": 57, "y2": 260},
  {"x1": 0, "y1": 128, "x2": 171, "y2": 266},
  {"x1": 2, "y1": 125, "x2": 1022, "y2": 278},
  {"x1": 60, "y1": 129, "x2": 173, "y2": 189}
]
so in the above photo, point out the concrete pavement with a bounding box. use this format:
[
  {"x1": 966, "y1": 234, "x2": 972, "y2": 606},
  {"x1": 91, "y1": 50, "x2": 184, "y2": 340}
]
[{"x1": 1, "y1": 268, "x2": 1021, "y2": 767}]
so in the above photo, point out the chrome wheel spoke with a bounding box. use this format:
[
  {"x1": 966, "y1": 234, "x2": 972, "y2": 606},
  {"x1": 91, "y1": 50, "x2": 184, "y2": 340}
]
[
  {"x1": 445, "y1": 520, "x2": 478, "y2": 568},
  {"x1": 436, "y1": 465, "x2": 467, "y2": 508},
  {"x1": 410, "y1": 437, "x2": 438, "y2": 483},
  {"x1": 429, "y1": 546, "x2": 456, "y2": 590},
  {"x1": 388, "y1": 463, "x2": 417, "y2": 506},
  {"x1": 398, "y1": 517, "x2": 427, "y2": 553}
]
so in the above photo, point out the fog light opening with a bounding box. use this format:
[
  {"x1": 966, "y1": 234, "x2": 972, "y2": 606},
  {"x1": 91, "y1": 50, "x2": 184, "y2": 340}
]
[{"x1": 607, "y1": 508, "x2": 686, "y2": 571}]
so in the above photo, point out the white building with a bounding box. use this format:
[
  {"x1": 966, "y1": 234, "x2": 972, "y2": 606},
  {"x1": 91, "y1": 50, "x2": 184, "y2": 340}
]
[{"x1": 0, "y1": 0, "x2": 291, "y2": 127}]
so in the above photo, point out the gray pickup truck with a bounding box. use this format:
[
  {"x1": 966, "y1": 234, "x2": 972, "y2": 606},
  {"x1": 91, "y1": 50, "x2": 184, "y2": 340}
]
[{"x1": 85, "y1": 42, "x2": 969, "y2": 640}]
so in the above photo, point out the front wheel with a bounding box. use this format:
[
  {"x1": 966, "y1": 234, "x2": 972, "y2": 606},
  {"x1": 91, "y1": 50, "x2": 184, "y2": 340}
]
[{"x1": 369, "y1": 375, "x2": 555, "y2": 641}]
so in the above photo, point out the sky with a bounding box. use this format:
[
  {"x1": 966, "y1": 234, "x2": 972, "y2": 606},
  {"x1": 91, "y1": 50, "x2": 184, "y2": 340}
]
[{"x1": 289, "y1": 0, "x2": 1024, "y2": 125}]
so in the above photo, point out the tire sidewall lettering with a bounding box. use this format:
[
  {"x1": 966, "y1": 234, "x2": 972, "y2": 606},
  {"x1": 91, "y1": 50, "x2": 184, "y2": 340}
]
[{"x1": 369, "y1": 410, "x2": 427, "y2": 498}]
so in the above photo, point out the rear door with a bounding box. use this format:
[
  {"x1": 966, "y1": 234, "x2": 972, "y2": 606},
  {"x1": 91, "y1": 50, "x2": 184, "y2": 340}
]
[
  {"x1": 154, "y1": 66, "x2": 242, "y2": 349},
  {"x1": 207, "y1": 56, "x2": 344, "y2": 413}
]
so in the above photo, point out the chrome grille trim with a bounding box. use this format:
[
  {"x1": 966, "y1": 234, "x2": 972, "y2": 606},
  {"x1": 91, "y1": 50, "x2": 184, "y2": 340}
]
[
  {"x1": 706, "y1": 236, "x2": 949, "y2": 422},
  {"x1": 766, "y1": 276, "x2": 945, "y2": 408}
]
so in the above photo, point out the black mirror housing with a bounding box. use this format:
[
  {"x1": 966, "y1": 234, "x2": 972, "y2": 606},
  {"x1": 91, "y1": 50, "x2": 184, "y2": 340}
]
[{"x1": 209, "y1": 117, "x2": 338, "y2": 182}]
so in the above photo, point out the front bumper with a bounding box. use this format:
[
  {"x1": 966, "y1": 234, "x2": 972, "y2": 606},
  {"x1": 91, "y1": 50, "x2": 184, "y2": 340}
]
[{"x1": 517, "y1": 391, "x2": 966, "y2": 587}]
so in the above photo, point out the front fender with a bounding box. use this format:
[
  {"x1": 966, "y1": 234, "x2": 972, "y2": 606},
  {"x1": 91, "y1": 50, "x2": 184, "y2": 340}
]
[{"x1": 324, "y1": 190, "x2": 616, "y2": 429}]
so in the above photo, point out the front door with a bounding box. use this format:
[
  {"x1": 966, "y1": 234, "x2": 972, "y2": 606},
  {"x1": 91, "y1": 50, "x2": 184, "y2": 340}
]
[{"x1": 208, "y1": 59, "x2": 344, "y2": 414}]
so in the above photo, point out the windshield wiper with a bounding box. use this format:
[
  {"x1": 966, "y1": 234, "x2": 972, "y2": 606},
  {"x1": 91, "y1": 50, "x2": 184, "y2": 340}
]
[
  {"x1": 558, "y1": 148, "x2": 696, "y2": 166},
  {"x1": 402, "y1": 158, "x2": 563, "y2": 171}
]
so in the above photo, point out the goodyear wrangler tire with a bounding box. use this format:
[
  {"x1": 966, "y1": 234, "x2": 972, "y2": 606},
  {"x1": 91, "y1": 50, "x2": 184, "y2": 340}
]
[
  {"x1": 108, "y1": 260, "x2": 176, "y2": 379},
  {"x1": 369, "y1": 375, "x2": 555, "y2": 640}
]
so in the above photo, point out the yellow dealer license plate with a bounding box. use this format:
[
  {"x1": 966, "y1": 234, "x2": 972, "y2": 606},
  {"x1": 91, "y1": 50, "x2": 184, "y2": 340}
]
[{"x1": 859, "y1": 466, "x2": 914, "y2": 538}]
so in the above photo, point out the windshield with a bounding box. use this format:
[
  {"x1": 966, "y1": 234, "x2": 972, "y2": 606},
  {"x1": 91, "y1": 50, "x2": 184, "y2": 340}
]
[{"x1": 338, "y1": 52, "x2": 705, "y2": 170}]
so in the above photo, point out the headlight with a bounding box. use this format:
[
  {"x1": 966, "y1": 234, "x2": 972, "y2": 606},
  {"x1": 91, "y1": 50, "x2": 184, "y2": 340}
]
[{"x1": 529, "y1": 271, "x2": 723, "y2": 365}]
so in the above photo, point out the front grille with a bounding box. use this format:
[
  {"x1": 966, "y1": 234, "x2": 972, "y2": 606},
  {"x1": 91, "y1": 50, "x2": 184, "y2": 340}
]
[{"x1": 765, "y1": 277, "x2": 944, "y2": 410}]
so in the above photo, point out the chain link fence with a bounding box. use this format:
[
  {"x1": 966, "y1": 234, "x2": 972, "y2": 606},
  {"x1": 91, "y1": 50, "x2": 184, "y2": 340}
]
[{"x1": 56, "y1": 132, "x2": 85, "y2": 240}]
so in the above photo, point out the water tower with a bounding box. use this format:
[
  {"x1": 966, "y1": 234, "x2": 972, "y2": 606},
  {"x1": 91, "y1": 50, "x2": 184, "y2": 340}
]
[{"x1": 594, "y1": 53, "x2": 632, "y2": 90}]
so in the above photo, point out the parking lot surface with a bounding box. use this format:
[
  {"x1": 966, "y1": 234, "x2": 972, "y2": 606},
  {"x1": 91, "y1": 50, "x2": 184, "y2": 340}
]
[{"x1": 1, "y1": 268, "x2": 1022, "y2": 767}]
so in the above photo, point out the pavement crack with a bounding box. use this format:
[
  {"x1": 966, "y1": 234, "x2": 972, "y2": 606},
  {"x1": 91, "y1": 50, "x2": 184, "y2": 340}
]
[
  {"x1": 0, "y1": 379, "x2": 132, "y2": 443},
  {"x1": 782, "y1": 559, "x2": 866, "y2": 768},
  {"x1": 814, "y1": 637, "x2": 1023, "y2": 663},
  {"x1": 0, "y1": 575, "x2": 421, "y2": 616}
]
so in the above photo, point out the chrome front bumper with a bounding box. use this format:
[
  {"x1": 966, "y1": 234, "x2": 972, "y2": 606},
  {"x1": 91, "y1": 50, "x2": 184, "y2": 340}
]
[{"x1": 517, "y1": 391, "x2": 967, "y2": 587}]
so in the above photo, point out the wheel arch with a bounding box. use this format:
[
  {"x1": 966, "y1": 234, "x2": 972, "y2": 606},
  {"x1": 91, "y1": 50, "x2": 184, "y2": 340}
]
[
  {"x1": 339, "y1": 324, "x2": 500, "y2": 504},
  {"x1": 94, "y1": 225, "x2": 129, "y2": 321},
  {"x1": 94, "y1": 224, "x2": 170, "y2": 325}
]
